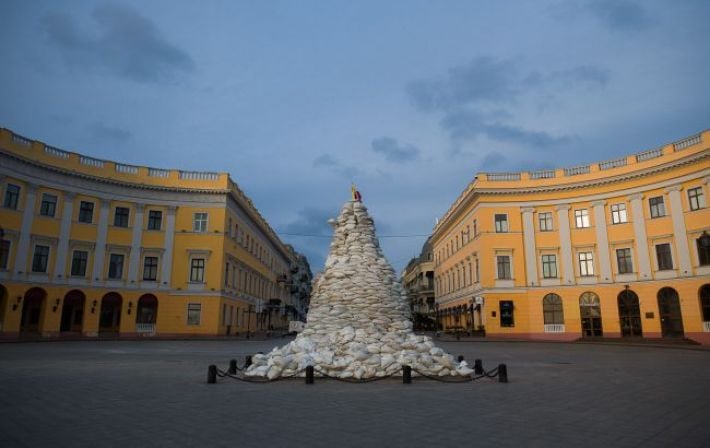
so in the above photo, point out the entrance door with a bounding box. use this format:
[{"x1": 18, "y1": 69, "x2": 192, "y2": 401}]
[
  {"x1": 658, "y1": 287, "x2": 684, "y2": 337},
  {"x1": 99, "y1": 293, "x2": 122, "y2": 334},
  {"x1": 21, "y1": 288, "x2": 47, "y2": 333},
  {"x1": 579, "y1": 292, "x2": 603, "y2": 337},
  {"x1": 618, "y1": 289, "x2": 642, "y2": 337},
  {"x1": 60, "y1": 290, "x2": 85, "y2": 333},
  {"x1": 0, "y1": 284, "x2": 7, "y2": 331}
]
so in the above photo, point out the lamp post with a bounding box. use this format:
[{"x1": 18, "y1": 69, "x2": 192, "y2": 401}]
[
  {"x1": 469, "y1": 300, "x2": 475, "y2": 334},
  {"x1": 246, "y1": 304, "x2": 253, "y2": 339}
]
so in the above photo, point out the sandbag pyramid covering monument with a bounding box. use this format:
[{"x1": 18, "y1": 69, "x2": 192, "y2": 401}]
[{"x1": 245, "y1": 196, "x2": 473, "y2": 379}]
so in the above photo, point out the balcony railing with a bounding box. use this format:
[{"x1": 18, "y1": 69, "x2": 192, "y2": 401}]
[
  {"x1": 704, "y1": 321, "x2": 710, "y2": 332},
  {"x1": 598, "y1": 156, "x2": 627, "y2": 170},
  {"x1": 564, "y1": 165, "x2": 590, "y2": 176},
  {"x1": 11, "y1": 133, "x2": 32, "y2": 146},
  {"x1": 486, "y1": 172, "x2": 521, "y2": 181},
  {"x1": 148, "y1": 168, "x2": 170, "y2": 177},
  {"x1": 136, "y1": 323, "x2": 156, "y2": 334},
  {"x1": 673, "y1": 133, "x2": 701, "y2": 151},
  {"x1": 544, "y1": 324, "x2": 565, "y2": 333},
  {"x1": 44, "y1": 145, "x2": 70, "y2": 159},
  {"x1": 529, "y1": 169, "x2": 556, "y2": 179},
  {"x1": 115, "y1": 163, "x2": 139, "y2": 175},
  {"x1": 80, "y1": 156, "x2": 105, "y2": 168},
  {"x1": 635, "y1": 147, "x2": 663, "y2": 162},
  {"x1": 179, "y1": 170, "x2": 219, "y2": 181}
]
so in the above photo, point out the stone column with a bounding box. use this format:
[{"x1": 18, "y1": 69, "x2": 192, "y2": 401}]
[
  {"x1": 127, "y1": 204, "x2": 145, "y2": 283},
  {"x1": 160, "y1": 206, "x2": 177, "y2": 287},
  {"x1": 592, "y1": 200, "x2": 612, "y2": 283},
  {"x1": 521, "y1": 207, "x2": 538, "y2": 286},
  {"x1": 13, "y1": 183, "x2": 37, "y2": 275},
  {"x1": 666, "y1": 185, "x2": 692, "y2": 276},
  {"x1": 556, "y1": 204, "x2": 574, "y2": 284},
  {"x1": 54, "y1": 191, "x2": 75, "y2": 279},
  {"x1": 629, "y1": 193, "x2": 652, "y2": 279},
  {"x1": 91, "y1": 199, "x2": 111, "y2": 281}
]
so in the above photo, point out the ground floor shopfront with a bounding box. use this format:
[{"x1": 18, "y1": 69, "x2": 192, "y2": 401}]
[
  {"x1": 0, "y1": 282, "x2": 293, "y2": 339},
  {"x1": 435, "y1": 277, "x2": 710, "y2": 345}
]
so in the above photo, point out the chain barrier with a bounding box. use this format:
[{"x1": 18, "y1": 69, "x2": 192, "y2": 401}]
[{"x1": 209, "y1": 357, "x2": 507, "y2": 384}]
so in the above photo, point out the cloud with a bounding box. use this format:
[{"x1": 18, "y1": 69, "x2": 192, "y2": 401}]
[
  {"x1": 407, "y1": 56, "x2": 606, "y2": 149},
  {"x1": 42, "y1": 3, "x2": 194, "y2": 82},
  {"x1": 312, "y1": 154, "x2": 361, "y2": 178},
  {"x1": 407, "y1": 56, "x2": 517, "y2": 112},
  {"x1": 371, "y1": 137, "x2": 420, "y2": 163},
  {"x1": 586, "y1": 0, "x2": 650, "y2": 32},
  {"x1": 281, "y1": 207, "x2": 340, "y2": 271},
  {"x1": 88, "y1": 122, "x2": 132, "y2": 143}
]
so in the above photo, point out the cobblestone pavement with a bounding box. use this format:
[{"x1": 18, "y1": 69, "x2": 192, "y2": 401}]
[{"x1": 1, "y1": 338, "x2": 709, "y2": 448}]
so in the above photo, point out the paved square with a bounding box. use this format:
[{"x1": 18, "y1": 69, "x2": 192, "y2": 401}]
[{"x1": 0, "y1": 339, "x2": 708, "y2": 448}]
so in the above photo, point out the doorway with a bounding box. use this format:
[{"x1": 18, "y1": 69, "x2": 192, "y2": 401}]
[
  {"x1": 579, "y1": 292, "x2": 603, "y2": 337},
  {"x1": 657, "y1": 287, "x2": 684, "y2": 337},
  {"x1": 618, "y1": 289, "x2": 642, "y2": 337}
]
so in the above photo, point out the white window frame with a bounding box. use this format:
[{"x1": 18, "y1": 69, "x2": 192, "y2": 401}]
[
  {"x1": 688, "y1": 187, "x2": 705, "y2": 211},
  {"x1": 578, "y1": 251, "x2": 595, "y2": 277},
  {"x1": 574, "y1": 209, "x2": 590, "y2": 228},
  {"x1": 538, "y1": 212, "x2": 553, "y2": 231},
  {"x1": 187, "y1": 303, "x2": 201, "y2": 326},
  {"x1": 193, "y1": 212, "x2": 208, "y2": 233},
  {"x1": 610, "y1": 203, "x2": 628, "y2": 224}
]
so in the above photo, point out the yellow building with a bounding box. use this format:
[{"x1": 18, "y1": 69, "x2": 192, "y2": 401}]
[
  {"x1": 0, "y1": 128, "x2": 308, "y2": 339},
  {"x1": 431, "y1": 130, "x2": 710, "y2": 344}
]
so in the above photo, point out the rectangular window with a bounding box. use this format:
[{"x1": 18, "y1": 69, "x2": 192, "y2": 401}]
[
  {"x1": 539, "y1": 212, "x2": 553, "y2": 231},
  {"x1": 108, "y1": 254, "x2": 124, "y2": 279},
  {"x1": 494, "y1": 214, "x2": 508, "y2": 233},
  {"x1": 143, "y1": 256, "x2": 158, "y2": 281},
  {"x1": 649, "y1": 196, "x2": 665, "y2": 218},
  {"x1": 228, "y1": 218, "x2": 233, "y2": 238},
  {"x1": 611, "y1": 203, "x2": 627, "y2": 224},
  {"x1": 190, "y1": 258, "x2": 205, "y2": 282},
  {"x1": 500, "y1": 301, "x2": 514, "y2": 327},
  {"x1": 0, "y1": 240, "x2": 10, "y2": 269},
  {"x1": 697, "y1": 237, "x2": 710, "y2": 266},
  {"x1": 147, "y1": 210, "x2": 162, "y2": 230},
  {"x1": 40, "y1": 194, "x2": 58, "y2": 217},
  {"x1": 656, "y1": 243, "x2": 673, "y2": 270},
  {"x1": 3, "y1": 184, "x2": 20, "y2": 209},
  {"x1": 616, "y1": 248, "x2": 633, "y2": 274},
  {"x1": 78, "y1": 201, "x2": 94, "y2": 223},
  {"x1": 475, "y1": 258, "x2": 480, "y2": 283},
  {"x1": 574, "y1": 209, "x2": 590, "y2": 228},
  {"x1": 187, "y1": 303, "x2": 201, "y2": 326},
  {"x1": 114, "y1": 207, "x2": 130, "y2": 227},
  {"x1": 688, "y1": 187, "x2": 705, "y2": 211},
  {"x1": 578, "y1": 252, "x2": 595, "y2": 276},
  {"x1": 473, "y1": 219, "x2": 477, "y2": 237},
  {"x1": 496, "y1": 255, "x2": 511, "y2": 279},
  {"x1": 70, "y1": 250, "x2": 88, "y2": 276},
  {"x1": 193, "y1": 213, "x2": 208, "y2": 232},
  {"x1": 222, "y1": 304, "x2": 228, "y2": 326},
  {"x1": 32, "y1": 245, "x2": 50, "y2": 272},
  {"x1": 542, "y1": 254, "x2": 557, "y2": 278}
]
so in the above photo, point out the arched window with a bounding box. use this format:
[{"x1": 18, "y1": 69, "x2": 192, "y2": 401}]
[
  {"x1": 700, "y1": 284, "x2": 710, "y2": 322},
  {"x1": 542, "y1": 293, "x2": 564, "y2": 325}
]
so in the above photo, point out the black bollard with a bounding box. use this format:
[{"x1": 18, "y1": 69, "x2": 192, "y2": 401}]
[
  {"x1": 457, "y1": 355, "x2": 464, "y2": 363},
  {"x1": 305, "y1": 365, "x2": 314, "y2": 384},
  {"x1": 245, "y1": 355, "x2": 252, "y2": 368},
  {"x1": 207, "y1": 365, "x2": 217, "y2": 384},
  {"x1": 474, "y1": 359, "x2": 483, "y2": 375},
  {"x1": 402, "y1": 365, "x2": 412, "y2": 384},
  {"x1": 228, "y1": 359, "x2": 237, "y2": 374},
  {"x1": 498, "y1": 364, "x2": 508, "y2": 383}
]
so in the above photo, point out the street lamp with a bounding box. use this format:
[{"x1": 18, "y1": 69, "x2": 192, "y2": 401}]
[{"x1": 246, "y1": 304, "x2": 253, "y2": 339}]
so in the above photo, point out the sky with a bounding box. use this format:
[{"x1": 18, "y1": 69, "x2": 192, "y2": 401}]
[{"x1": 1, "y1": 0, "x2": 709, "y2": 273}]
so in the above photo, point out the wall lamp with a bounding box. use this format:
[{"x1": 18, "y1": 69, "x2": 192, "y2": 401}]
[
  {"x1": 12, "y1": 296, "x2": 22, "y2": 311},
  {"x1": 127, "y1": 302, "x2": 133, "y2": 315},
  {"x1": 52, "y1": 298, "x2": 61, "y2": 312},
  {"x1": 91, "y1": 300, "x2": 98, "y2": 314}
]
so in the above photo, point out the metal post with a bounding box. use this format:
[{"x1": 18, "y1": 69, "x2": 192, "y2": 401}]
[
  {"x1": 402, "y1": 365, "x2": 412, "y2": 384},
  {"x1": 305, "y1": 365, "x2": 314, "y2": 384},
  {"x1": 245, "y1": 355, "x2": 252, "y2": 368},
  {"x1": 474, "y1": 359, "x2": 483, "y2": 375},
  {"x1": 229, "y1": 359, "x2": 237, "y2": 374},
  {"x1": 207, "y1": 365, "x2": 217, "y2": 384},
  {"x1": 246, "y1": 304, "x2": 252, "y2": 339},
  {"x1": 498, "y1": 364, "x2": 508, "y2": 383}
]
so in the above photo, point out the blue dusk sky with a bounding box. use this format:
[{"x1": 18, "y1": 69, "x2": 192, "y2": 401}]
[{"x1": 1, "y1": 0, "x2": 709, "y2": 273}]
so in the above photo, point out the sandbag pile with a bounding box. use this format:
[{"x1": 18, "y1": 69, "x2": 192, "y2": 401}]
[{"x1": 244, "y1": 200, "x2": 472, "y2": 379}]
